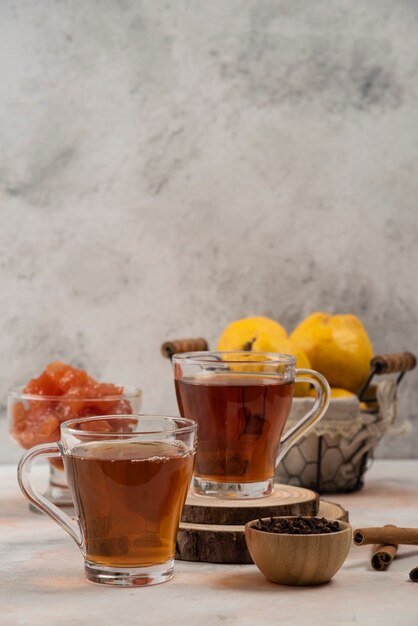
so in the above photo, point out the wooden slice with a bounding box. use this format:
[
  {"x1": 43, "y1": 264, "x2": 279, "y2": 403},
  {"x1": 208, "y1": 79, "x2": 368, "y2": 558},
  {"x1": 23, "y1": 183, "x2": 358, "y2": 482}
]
[
  {"x1": 317, "y1": 500, "x2": 349, "y2": 522},
  {"x1": 182, "y1": 484, "x2": 319, "y2": 526},
  {"x1": 176, "y1": 522, "x2": 252, "y2": 564},
  {"x1": 176, "y1": 498, "x2": 349, "y2": 564}
]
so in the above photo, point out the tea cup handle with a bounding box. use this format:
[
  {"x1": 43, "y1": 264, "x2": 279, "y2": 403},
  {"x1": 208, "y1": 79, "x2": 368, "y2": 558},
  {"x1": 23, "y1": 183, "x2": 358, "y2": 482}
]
[
  {"x1": 17, "y1": 443, "x2": 82, "y2": 548},
  {"x1": 276, "y1": 368, "x2": 330, "y2": 468}
]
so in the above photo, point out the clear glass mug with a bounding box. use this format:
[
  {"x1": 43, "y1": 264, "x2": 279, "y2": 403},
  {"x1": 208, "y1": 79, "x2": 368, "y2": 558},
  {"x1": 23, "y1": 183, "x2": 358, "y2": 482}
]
[
  {"x1": 18, "y1": 415, "x2": 197, "y2": 587},
  {"x1": 173, "y1": 351, "x2": 330, "y2": 499},
  {"x1": 8, "y1": 385, "x2": 142, "y2": 507}
]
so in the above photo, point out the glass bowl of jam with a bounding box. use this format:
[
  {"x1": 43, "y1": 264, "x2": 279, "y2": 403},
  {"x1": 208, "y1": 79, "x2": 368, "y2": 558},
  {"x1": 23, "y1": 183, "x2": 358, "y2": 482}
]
[{"x1": 8, "y1": 361, "x2": 142, "y2": 507}]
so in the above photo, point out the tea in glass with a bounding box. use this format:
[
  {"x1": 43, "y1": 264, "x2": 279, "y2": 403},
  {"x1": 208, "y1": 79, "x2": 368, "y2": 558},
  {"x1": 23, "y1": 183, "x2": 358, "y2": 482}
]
[
  {"x1": 18, "y1": 415, "x2": 197, "y2": 586},
  {"x1": 65, "y1": 440, "x2": 194, "y2": 568},
  {"x1": 175, "y1": 373, "x2": 293, "y2": 483},
  {"x1": 173, "y1": 352, "x2": 330, "y2": 498}
]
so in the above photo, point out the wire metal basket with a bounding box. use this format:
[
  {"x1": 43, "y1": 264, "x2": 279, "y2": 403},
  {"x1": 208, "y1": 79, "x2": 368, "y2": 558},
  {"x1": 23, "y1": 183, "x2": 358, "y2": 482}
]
[{"x1": 277, "y1": 352, "x2": 416, "y2": 493}]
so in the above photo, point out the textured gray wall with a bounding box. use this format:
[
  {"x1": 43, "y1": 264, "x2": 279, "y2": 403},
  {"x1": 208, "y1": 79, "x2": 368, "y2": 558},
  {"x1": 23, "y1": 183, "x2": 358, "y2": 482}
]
[{"x1": 1, "y1": 1, "x2": 417, "y2": 462}]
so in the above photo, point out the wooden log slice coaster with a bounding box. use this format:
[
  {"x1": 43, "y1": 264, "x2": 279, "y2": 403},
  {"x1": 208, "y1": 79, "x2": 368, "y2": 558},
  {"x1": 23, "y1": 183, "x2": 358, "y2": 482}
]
[
  {"x1": 182, "y1": 484, "x2": 319, "y2": 526},
  {"x1": 176, "y1": 522, "x2": 252, "y2": 564},
  {"x1": 176, "y1": 498, "x2": 348, "y2": 564},
  {"x1": 318, "y1": 499, "x2": 349, "y2": 522}
]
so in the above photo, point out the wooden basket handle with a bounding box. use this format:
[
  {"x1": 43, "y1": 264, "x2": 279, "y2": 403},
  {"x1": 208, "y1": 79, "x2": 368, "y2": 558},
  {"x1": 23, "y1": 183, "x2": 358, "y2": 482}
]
[
  {"x1": 161, "y1": 337, "x2": 209, "y2": 359},
  {"x1": 370, "y1": 352, "x2": 416, "y2": 375}
]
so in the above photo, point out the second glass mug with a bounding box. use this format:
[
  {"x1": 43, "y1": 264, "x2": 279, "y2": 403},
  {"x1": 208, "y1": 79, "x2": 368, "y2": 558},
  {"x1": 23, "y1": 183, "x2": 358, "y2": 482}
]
[
  {"x1": 18, "y1": 415, "x2": 197, "y2": 587},
  {"x1": 173, "y1": 351, "x2": 330, "y2": 499}
]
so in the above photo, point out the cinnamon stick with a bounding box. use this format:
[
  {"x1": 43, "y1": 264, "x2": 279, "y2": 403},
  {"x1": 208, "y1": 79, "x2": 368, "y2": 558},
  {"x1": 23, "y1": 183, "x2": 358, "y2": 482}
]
[
  {"x1": 371, "y1": 543, "x2": 398, "y2": 570},
  {"x1": 354, "y1": 526, "x2": 418, "y2": 547},
  {"x1": 370, "y1": 525, "x2": 398, "y2": 571},
  {"x1": 409, "y1": 567, "x2": 418, "y2": 582}
]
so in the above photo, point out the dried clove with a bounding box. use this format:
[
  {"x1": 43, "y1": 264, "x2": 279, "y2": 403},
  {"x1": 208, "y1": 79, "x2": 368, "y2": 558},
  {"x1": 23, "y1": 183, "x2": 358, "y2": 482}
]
[{"x1": 254, "y1": 516, "x2": 341, "y2": 535}]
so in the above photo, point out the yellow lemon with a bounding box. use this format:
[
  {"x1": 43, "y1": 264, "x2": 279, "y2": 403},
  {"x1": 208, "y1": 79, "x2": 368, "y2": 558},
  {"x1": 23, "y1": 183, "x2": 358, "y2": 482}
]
[
  {"x1": 256, "y1": 335, "x2": 312, "y2": 397},
  {"x1": 290, "y1": 312, "x2": 373, "y2": 392},
  {"x1": 308, "y1": 386, "x2": 355, "y2": 399},
  {"x1": 217, "y1": 318, "x2": 313, "y2": 395},
  {"x1": 250, "y1": 332, "x2": 288, "y2": 354},
  {"x1": 217, "y1": 316, "x2": 287, "y2": 352},
  {"x1": 330, "y1": 387, "x2": 356, "y2": 399},
  {"x1": 218, "y1": 332, "x2": 287, "y2": 374}
]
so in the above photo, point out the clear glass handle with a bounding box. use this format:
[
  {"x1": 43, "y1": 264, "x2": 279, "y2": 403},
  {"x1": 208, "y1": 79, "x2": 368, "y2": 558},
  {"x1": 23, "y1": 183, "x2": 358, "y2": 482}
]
[
  {"x1": 17, "y1": 443, "x2": 82, "y2": 548},
  {"x1": 276, "y1": 368, "x2": 330, "y2": 468}
]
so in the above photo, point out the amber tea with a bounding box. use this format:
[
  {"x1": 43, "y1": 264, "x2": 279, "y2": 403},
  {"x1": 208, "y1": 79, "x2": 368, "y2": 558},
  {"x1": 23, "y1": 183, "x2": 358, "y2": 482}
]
[
  {"x1": 175, "y1": 373, "x2": 294, "y2": 483},
  {"x1": 64, "y1": 440, "x2": 194, "y2": 567},
  {"x1": 18, "y1": 415, "x2": 197, "y2": 586},
  {"x1": 173, "y1": 352, "x2": 329, "y2": 499}
]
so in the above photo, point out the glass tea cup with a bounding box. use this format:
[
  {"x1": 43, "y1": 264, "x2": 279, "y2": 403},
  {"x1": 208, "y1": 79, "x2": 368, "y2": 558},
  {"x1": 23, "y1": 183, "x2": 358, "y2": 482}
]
[
  {"x1": 173, "y1": 351, "x2": 330, "y2": 499},
  {"x1": 8, "y1": 385, "x2": 142, "y2": 507},
  {"x1": 18, "y1": 414, "x2": 197, "y2": 587}
]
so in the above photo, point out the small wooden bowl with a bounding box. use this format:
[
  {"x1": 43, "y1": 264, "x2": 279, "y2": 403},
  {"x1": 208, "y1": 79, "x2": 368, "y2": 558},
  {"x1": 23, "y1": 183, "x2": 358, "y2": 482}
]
[{"x1": 245, "y1": 517, "x2": 352, "y2": 586}]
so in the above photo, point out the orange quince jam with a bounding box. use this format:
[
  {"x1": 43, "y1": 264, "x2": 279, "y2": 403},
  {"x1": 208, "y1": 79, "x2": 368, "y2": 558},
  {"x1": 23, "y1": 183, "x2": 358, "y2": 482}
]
[{"x1": 11, "y1": 361, "x2": 132, "y2": 450}]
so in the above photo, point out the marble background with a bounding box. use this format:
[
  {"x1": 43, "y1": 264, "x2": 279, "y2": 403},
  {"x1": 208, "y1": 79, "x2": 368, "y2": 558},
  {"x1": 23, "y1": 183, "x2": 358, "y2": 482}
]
[{"x1": 1, "y1": 0, "x2": 417, "y2": 462}]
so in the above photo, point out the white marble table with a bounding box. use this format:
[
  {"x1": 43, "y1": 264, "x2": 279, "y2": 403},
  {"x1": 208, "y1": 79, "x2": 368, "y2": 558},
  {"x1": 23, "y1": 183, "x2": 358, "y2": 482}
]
[{"x1": 1, "y1": 461, "x2": 417, "y2": 626}]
